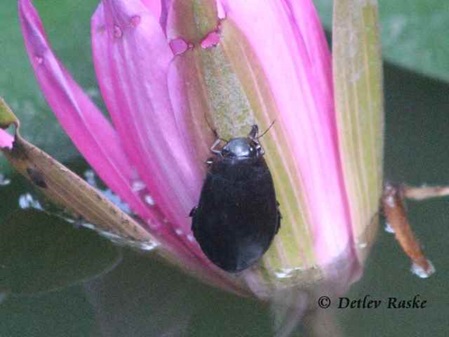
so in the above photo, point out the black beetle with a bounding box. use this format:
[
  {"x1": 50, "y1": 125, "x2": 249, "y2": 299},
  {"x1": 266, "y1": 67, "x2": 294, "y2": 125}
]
[{"x1": 190, "y1": 125, "x2": 280, "y2": 273}]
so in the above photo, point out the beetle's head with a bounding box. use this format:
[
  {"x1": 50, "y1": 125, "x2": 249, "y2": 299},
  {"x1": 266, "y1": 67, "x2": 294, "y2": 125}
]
[{"x1": 221, "y1": 137, "x2": 263, "y2": 159}]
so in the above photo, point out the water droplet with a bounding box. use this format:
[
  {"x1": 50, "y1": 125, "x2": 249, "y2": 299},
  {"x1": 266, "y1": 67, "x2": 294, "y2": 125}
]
[
  {"x1": 80, "y1": 222, "x2": 96, "y2": 230},
  {"x1": 175, "y1": 228, "x2": 183, "y2": 236},
  {"x1": 169, "y1": 38, "x2": 189, "y2": 55},
  {"x1": 83, "y1": 169, "x2": 132, "y2": 214},
  {"x1": 130, "y1": 15, "x2": 141, "y2": 27},
  {"x1": 84, "y1": 169, "x2": 97, "y2": 187},
  {"x1": 0, "y1": 174, "x2": 11, "y2": 186},
  {"x1": 96, "y1": 229, "x2": 123, "y2": 241},
  {"x1": 103, "y1": 189, "x2": 132, "y2": 214},
  {"x1": 132, "y1": 180, "x2": 146, "y2": 192},
  {"x1": 146, "y1": 219, "x2": 160, "y2": 230},
  {"x1": 274, "y1": 267, "x2": 304, "y2": 279},
  {"x1": 384, "y1": 222, "x2": 395, "y2": 234},
  {"x1": 411, "y1": 261, "x2": 435, "y2": 279},
  {"x1": 80, "y1": 221, "x2": 159, "y2": 251},
  {"x1": 18, "y1": 193, "x2": 43, "y2": 210},
  {"x1": 144, "y1": 194, "x2": 155, "y2": 206},
  {"x1": 357, "y1": 242, "x2": 368, "y2": 249},
  {"x1": 137, "y1": 241, "x2": 158, "y2": 251},
  {"x1": 18, "y1": 192, "x2": 84, "y2": 223},
  {"x1": 187, "y1": 234, "x2": 195, "y2": 242},
  {"x1": 113, "y1": 25, "x2": 123, "y2": 38},
  {"x1": 34, "y1": 55, "x2": 44, "y2": 65}
]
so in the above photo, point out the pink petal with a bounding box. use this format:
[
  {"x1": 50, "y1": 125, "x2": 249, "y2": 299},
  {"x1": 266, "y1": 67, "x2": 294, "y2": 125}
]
[
  {"x1": 20, "y1": 0, "x2": 244, "y2": 290},
  {"x1": 159, "y1": 0, "x2": 173, "y2": 31},
  {"x1": 281, "y1": 0, "x2": 333, "y2": 105},
  {"x1": 219, "y1": 0, "x2": 353, "y2": 266},
  {"x1": 91, "y1": 1, "x2": 207, "y2": 255},
  {"x1": 18, "y1": 0, "x2": 180, "y2": 250},
  {"x1": 140, "y1": 0, "x2": 161, "y2": 18},
  {"x1": 0, "y1": 130, "x2": 14, "y2": 149}
]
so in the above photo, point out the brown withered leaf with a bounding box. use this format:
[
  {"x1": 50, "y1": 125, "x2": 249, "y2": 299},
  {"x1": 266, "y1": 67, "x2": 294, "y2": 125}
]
[{"x1": 0, "y1": 98, "x2": 155, "y2": 246}]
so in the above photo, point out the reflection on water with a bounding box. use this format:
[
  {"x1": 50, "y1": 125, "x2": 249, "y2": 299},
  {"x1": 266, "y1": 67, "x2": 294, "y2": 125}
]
[
  {"x1": 84, "y1": 170, "x2": 132, "y2": 214},
  {"x1": 80, "y1": 221, "x2": 159, "y2": 252},
  {"x1": 18, "y1": 192, "x2": 43, "y2": 210},
  {"x1": 0, "y1": 173, "x2": 11, "y2": 186},
  {"x1": 411, "y1": 261, "x2": 436, "y2": 279},
  {"x1": 14, "y1": 173, "x2": 159, "y2": 253}
]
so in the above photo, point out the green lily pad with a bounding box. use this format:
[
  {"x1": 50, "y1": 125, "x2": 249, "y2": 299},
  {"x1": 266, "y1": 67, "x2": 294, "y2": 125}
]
[
  {"x1": 0, "y1": 209, "x2": 121, "y2": 295},
  {"x1": 314, "y1": 0, "x2": 449, "y2": 82},
  {"x1": 0, "y1": 285, "x2": 95, "y2": 337}
]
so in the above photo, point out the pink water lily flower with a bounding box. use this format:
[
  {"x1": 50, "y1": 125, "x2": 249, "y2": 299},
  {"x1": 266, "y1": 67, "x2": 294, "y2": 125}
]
[{"x1": 16, "y1": 0, "x2": 383, "y2": 300}]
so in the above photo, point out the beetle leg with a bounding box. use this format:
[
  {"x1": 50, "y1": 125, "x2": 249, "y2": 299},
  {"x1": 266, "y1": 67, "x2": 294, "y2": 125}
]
[
  {"x1": 190, "y1": 207, "x2": 199, "y2": 232},
  {"x1": 210, "y1": 138, "x2": 222, "y2": 155},
  {"x1": 189, "y1": 207, "x2": 197, "y2": 217},
  {"x1": 249, "y1": 124, "x2": 259, "y2": 139},
  {"x1": 275, "y1": 203, "x2": 282, "y2": 234},
  {"x1": 250, "y1": 125, "x2": 265, "y2": 155}
]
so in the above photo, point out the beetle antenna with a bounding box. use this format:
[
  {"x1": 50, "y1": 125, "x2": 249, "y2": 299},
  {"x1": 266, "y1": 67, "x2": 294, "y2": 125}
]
[{"x1": 257, "y1": 120, "x2": 276, "y2": 139}]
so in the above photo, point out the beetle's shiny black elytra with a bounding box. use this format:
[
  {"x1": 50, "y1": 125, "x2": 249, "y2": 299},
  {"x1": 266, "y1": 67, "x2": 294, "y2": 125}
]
[{"x1": 190, "y1": 125, "x2": 280, "y2": 273}]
